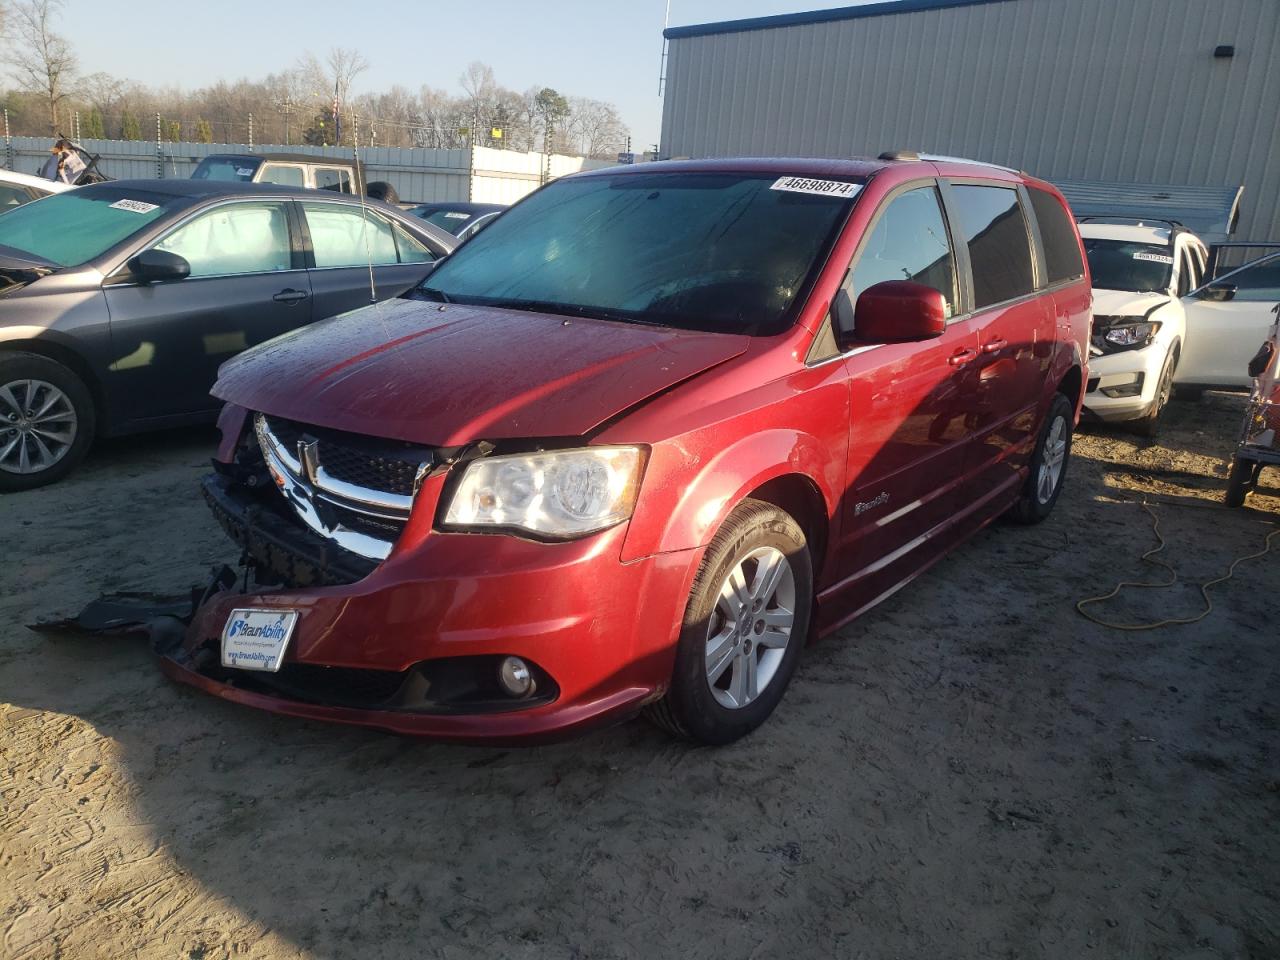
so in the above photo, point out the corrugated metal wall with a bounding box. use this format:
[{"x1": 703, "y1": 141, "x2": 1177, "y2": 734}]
[
  {"x1": 660, "y1": 0, "x2": 1280, "y2": 243},
  {"x1": 1, "y1": 139, "x2": 614, "y2": 205}
]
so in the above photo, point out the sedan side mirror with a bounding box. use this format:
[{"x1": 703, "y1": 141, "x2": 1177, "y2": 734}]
[
  {"x1": 128, "y1": 249, "x2": 190, "y2": 284},
  {"x1": 835, "y1": 280, "x2": 948, "y2": 349},
  {"x1": 1198, "y1": 281, "x2": 1237, "y2": 302}
]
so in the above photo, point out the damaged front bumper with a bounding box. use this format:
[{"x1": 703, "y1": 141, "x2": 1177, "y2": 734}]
[{"x1": 159, "y1": 467, "x2": 696, "y2": 744}]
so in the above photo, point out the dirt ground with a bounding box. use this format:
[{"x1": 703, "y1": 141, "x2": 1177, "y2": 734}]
[{"x1": 2, "y1": 392, "x2": 1278, "y2": 960}]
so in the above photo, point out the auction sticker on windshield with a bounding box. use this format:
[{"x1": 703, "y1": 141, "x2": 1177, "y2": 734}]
[
  {"x1": 770, "y1": 176, "x2": 861, "y2": 199},
  {"x1": 221, "y1": 608, "x2": 299, "y2": 672},
  {"x1": 1133, "y1": 251, "x2": 1175, "y2": 264},
  {"x1": 109, "y1": 199, "x2": 159, "y2": 214}
]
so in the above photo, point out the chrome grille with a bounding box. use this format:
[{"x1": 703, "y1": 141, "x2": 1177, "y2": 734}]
[{"x1": 253, "y1": 413, "x2": 432, "y2": 561}]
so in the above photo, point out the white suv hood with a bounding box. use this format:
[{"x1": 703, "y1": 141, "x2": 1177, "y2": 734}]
[{"x1": 1092, "y1": 288, "x2": 1171, "y2": 318}]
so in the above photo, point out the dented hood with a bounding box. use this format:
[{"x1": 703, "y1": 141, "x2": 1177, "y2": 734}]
[
  {"x1": 213, "y1": 297, "x2": 749, "y2": 445},
  {"x1": 1092, "y1": 288, "x2": 1172, "y2": 318}
]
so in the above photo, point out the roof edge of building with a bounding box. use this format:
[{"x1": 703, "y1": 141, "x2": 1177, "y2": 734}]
[{"x1": 664, "y1": 0, "x2": 1017, "y2": 40}]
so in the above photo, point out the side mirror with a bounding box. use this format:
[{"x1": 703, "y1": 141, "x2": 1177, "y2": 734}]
[
  {"x1": 1198, "y1": 281, "x2": 1237, "y2": 302},
  {"x1": 835, "y1": 280, "x2": 947, "y2": 348},
  {"x1": 128, "y1": 249, "x2": 190, "y2": 284}
]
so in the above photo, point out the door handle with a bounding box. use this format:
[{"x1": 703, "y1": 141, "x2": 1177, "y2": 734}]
[
  {"x1": 273, "y1": 289, "x2": 309, "y2": 303},
  {"x1": 981, "y1": 338, "x2": 1008, "y2": 354},
  {"x1": 948, "y1": 348, "x2": 978, "y2": 366}
]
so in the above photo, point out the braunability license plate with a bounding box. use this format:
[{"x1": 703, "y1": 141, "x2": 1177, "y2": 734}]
[{"x1": 221, "y1": 609, "x2": 299, "y2": 672}]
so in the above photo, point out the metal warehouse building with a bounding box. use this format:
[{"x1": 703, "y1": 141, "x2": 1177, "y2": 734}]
[{"x1": 659, "y1": 0, "x2": 1280, "y2": 243}]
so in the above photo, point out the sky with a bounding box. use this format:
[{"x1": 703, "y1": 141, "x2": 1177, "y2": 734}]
[{"x1": 55, "y1": 0, "x2": 867, "y2": 151}]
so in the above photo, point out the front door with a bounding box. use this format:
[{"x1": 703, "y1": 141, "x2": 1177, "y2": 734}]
[
  {"x1": 102, "y1": 200, "x2": 311, "y2": 424},
  {"x1": 833, "y1": 183, "x2": 980, "y2": 602},
  {"x1": 1180, "y1": 256, "x2": 1280, "y2": 388}
]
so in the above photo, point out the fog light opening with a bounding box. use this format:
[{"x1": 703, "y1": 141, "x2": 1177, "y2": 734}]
[{"x1": 498, "y1": 656, "x2": 535, "y2": 698}]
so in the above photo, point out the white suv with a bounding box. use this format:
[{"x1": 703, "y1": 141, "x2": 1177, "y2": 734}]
[{"x1": 1079, "y1": 220, "x2": 1208, "y2": 435}]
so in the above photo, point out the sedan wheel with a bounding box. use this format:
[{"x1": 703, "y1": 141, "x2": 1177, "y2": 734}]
[
  {"x1": 705, "y1": 546, "x2": 796, "y2": 710},
  {"x1": 0, "y1": 353, "x2": 95, "y2": 492},
  {"x1": 0, "y1": 378, "x2": 78, "y2": 475}
]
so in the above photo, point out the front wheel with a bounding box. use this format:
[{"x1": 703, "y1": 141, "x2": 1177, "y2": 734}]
[
  {"x1": 1134, "y1": 349, "x2": 1176, "y2": 438},
  {"x1": 646, "y1": 499, "x2": 813, "y2": 745},
  {"x1": 1009, "y1": 392, "x2": 1074, "y2": 524},
  {"x1": 0, "y1": 352, "x2": 95, "y2": 492}
]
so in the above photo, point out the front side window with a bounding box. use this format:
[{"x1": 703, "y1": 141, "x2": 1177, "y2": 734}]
[
  {"x1": 1223, "y1": 255, "x2": 1280, "y2": 302},
  {"x1": 0, "y1": 188, "x2": 177, "y2": 266},
  {"x1": 154, "y1": 202, "x2": 292, "y2": 277},
  {"x1": 1083, "y1": 239, "x2": 1174, "y2": 294},
  {"x1": 303, "y1": 202, "x2": 399, "y2": 267},
  {"x1": 315, "y1": 168, "x2": 353, "y2": 193},
  {"x1": 1027, "y1": 188, "x2": 1084, "y2": 285},
  {"x1": 848, "y1": 186, "x2": 955, "y2": 316},
  {"x1": 951, "y1": 184, "x2": 1035, "y2": 308},
  {"x1": 417, "y1": 172, "x2": 859, "y2": 335},
  {"x1": 259, "y1": 164, "x2": 306, "y2": 188}
]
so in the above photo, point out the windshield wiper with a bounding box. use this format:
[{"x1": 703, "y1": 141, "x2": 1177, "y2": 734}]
[
  {"x1": 418, "y1": 286, "x2": 452, "y2": 303},
  {"x1": 487, "y1": 298, "x2": 658, "y2": 327}
]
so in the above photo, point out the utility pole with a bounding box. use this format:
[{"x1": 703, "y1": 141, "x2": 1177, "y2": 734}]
[
  {"x1": 155, "y1": 112, "x2": 163, "y2": 179},
  {"x1": 281, "y1": 96, "x2": 293, "y2": 146},
  {"x1": 248, "y1": 112, "x2": 254, "y2": 152}
]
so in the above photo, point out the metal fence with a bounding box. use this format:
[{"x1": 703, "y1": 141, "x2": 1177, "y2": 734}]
[{"x1": 1, "y1": 137, "x2": 614, "y2": 205}]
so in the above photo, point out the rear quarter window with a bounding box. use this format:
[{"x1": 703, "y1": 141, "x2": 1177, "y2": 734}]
[
  {"x1": 951, "y1": 184, "x2": 1035, "y2": 309},
  {"x1": 1028, "y1": 188, "x2": 1085, "y2": 285}
]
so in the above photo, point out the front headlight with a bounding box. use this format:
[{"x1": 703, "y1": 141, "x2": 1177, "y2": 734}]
[
  {"x1": 1099, "y1": 317, "x2": 1161, "y2": 350},
  {"x1": 442, "y1": 446, "x2": 647, "y2": 538}
]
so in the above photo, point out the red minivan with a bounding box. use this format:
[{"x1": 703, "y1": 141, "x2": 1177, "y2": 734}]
[{"x1": 167, "y1": 155, "x2": 1090, "y2": 744}]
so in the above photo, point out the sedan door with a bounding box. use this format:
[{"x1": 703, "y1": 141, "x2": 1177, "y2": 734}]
[
  {"x1": 101, "y1": 199, "x2": 312, "y2": 425},
  {"x1": 1179, "y1": 255, "x2": 1280, "y2": 388},
  {"x1": 298, "y1": 201, "x2": 441, "y2": 320}
]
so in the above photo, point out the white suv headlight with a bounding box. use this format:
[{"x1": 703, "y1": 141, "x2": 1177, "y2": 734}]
[{"x1": 442, "y1": 446, "x2": 647, "y2": 538}]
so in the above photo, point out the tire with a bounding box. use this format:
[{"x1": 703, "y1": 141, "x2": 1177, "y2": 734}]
[
  {"x1": 1173, "y1": 385, "x2": 1205, "y2": 402},
  {"x1": 645, "y1": 499, "x2": 813, "y2": 745},
  {"x1": 365, "y1": 181, "x2": 398, "y2": 204},
  {"x1": 1133, "y1": 348, "x2": 1177, "y2": 438},
  {"x1": 1224, "y1": 455, "x2": 1253, "y2": 508},
  {"x1": 1009, "y1": 392, "x2": 1074, "y2": 524},
  {"x1": 0, "y1": 352, "x2": 95, "y2": 492}
]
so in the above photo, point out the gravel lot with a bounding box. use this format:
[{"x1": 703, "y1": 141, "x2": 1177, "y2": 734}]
[{"x1": 2, "y1": 393, "x2": 1278, "y2": 960}]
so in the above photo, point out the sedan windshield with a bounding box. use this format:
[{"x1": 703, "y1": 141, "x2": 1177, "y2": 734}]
[
  {"x1": 0, "y1": 188, "x2": 181, "y2": 266},
  {"x1": 1084, "y1": 239, "x2": 1174, "y2": 293},
  {"x1": 419, "y1": 172, "x2": 860, "y2": 334}
]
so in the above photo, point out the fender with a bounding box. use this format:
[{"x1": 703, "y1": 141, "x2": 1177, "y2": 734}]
[{"x1": 621, "y1": 426, "x2": 843, "y2": 563}]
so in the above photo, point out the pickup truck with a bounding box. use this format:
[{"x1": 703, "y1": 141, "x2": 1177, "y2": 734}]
[{"x1": 191, "y1": 152, "x2": 398, "y2": 204}]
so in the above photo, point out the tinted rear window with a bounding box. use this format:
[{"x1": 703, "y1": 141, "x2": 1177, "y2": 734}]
[
  {"x1": 1028, "y1": 188, "x2": 1084, "y2": 284},
  {"x1": 951, "y1": 185, "x2": 1035, "y2": 309}
]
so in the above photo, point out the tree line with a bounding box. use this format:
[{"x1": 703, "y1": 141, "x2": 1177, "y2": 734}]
[{"x1": 0, "y1": 0, "x2": 631, "y2": 159}]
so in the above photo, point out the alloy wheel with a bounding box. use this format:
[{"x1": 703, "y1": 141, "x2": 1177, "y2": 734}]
[
  {"x1": 0, "y1": 379, "x2": 78, "y2": 476},
  {"x1": 705, "y1": 546, "x2": 796, "y2": 709},
  {"x1": 1036, "y1": 415, "x2": 1068, "y2": 504}
]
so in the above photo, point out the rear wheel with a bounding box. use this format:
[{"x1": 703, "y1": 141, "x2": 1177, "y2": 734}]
[
  {"x1": 1224, "y1": 455, "x2": 1255, "y2": 508},
  {"x1": 646, "y1": 499, "x2": 812, "y2": 745},
  {"x1": 1009, "y1": 392, "x2": 1073, "y2": 524},
  {"x1": 0, "y1": 352, "x2": 95, "y2": 492}
]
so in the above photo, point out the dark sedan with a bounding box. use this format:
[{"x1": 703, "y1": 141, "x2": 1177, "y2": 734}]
[
  {"x1": 406, "y1": 201, "x2": 505, "y2": 236},
  {"x1": 0, "y1": 180, "x2": 454, "y2": 490}
]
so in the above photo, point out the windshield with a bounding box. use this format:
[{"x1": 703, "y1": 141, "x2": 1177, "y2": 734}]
[
  {"x1": 415, "y1": 208, "x2": 479, "y2": 234},
  {"x1": 1083, "y1": 238, "x2": 1174, "y2": 293},
  {"x1": 418, "y1": 172, "x2": 859, "y2": 334},
  {"x1": 192, "y1": 157, "x2": 261, "y2": 182},
  {"x1": 0, "y1": 188, "x2": 180, "y2": 266}
]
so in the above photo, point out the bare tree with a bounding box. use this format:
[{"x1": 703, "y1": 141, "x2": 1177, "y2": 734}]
[
  {"x1": 568, "y1": 97, "x2": 629, "y2": 159},
  {"x1": 6, "y1": 0, "x2": 77, "y2": 135}
]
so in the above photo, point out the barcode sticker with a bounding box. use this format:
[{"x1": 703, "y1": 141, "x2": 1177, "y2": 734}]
[
  {"x1": 770, "y1": 176, "x2": 862, "y2": 199},
  {"x1": 1133, "y1": 251, "x2": 1174, "y2": 264},
  {"x1": 109, "y1": 199, "x2": 159, "y2": 214}
]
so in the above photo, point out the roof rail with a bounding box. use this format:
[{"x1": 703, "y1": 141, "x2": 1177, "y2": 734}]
[
  {"x1": 916, "y1": 153, "x2": 1022, "y2": 174},
  {"x1": 877, "y1": 150, "x2": 920, "y2": 161}
]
